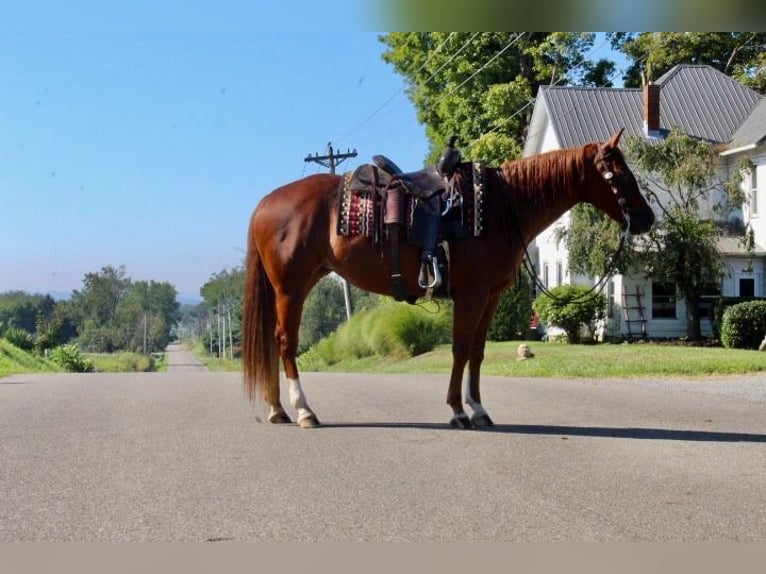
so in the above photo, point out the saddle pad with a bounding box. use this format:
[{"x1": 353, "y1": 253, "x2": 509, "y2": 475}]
[{"x1": 337, "y1": 162, "x2": 485, "y2": 240}]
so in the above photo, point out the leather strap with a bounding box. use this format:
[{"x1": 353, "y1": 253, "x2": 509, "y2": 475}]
[{"x1": 388, "y1": 223, "x2": 407, "y2": 302}]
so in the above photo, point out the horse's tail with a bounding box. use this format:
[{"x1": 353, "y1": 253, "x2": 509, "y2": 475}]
[{"x1": 242, "y1": 233, "x2": 279, "y2": 407}]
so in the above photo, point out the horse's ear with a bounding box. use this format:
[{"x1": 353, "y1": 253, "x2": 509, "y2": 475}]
[{"x1": 605, "y1": 127, "x2": 626, "y2": 149}]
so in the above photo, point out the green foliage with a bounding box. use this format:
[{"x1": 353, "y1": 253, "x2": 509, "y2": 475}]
[
  {"x1": 88, "y1": 352, "x2": 155, "y2": 373},
  {"x1": 50, "y1": 344, "x2": 95, "y2": 373},
  {"x1": 379, "y1": 33, "x2": 607, "y2": 165},
  {"x1": 533, "y1": 285, "x2": 606, "y2": 344},
  {"x1": 610, "y1": 32, "x2": 766, "y2": 93},
  {"x1": 0, "y1": 291, "x2": 57, "y2": 333},
  {"x1": 557, "y1": 203, "x2": 630, "y2": 277},
  {"x1": 488, "y1": 271, "x2": 533, "y2": 341},
  {"x1": 720, "y1": 301, "x2": 766, "y2": 350},
  {"x1": 300, "y1": 301, "x2": 451, "y2": 367},
  {"x1": 299, "y1": 276, "x2": 351, "y2": 354},
  {"x1": 302, "y1": 339, "x2": 766, "y2": 379},
  {"x1": 0, "y1": 339, "x2": 61, "y2": 376},
  {"x1": 68, "y1": 266, "x2": 179, "y2": 353},
  {"x1": 3, "y1": 327, "x2": 35, "y2": 351},
  {"x1": 622, "y1": 129, "x2": 745, "y2": 340}
]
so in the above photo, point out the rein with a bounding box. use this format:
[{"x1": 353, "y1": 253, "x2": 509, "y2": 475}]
[{"x1": 502, "y1": 167, "x2": 633, "y2": 306}]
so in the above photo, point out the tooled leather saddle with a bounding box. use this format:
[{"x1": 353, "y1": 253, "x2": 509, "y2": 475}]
[{"x1": 337, "y1": 155, "x2": 485, "y2": 302}]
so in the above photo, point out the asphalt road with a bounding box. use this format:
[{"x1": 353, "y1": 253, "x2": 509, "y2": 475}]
[
  {"x1": 164, "y1": 343, "x2": 208, "y2": 372},
  {"x1": 1, "y1": 364, "x2": 765, "y2": 541}
]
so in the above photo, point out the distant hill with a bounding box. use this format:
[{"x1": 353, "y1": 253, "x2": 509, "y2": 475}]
[{"x1": 177, "y1": 293, "x2": 203, "y2": 305}]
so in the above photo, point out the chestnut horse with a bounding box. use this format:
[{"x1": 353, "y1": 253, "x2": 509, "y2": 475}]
[{"x1": 242, "y1": 129, "x2": 654, "y2": 429}]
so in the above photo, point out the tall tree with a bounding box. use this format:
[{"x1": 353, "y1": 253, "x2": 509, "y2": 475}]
[
  {"x1": 200, "y1": 266, "x2": 245, "y2": 356},
  {"x1": 69, "y1": 265, "x2": 132, "y2": 352},
  {"x1": 379, "y1": 32, "x2": 613, "y2": 165},
  {"x1": 564, "y1": 130, "x2": 748, "y2": 341},
  {"x1": 610, "y1": 32, "x2": 766, "y2": 93}
]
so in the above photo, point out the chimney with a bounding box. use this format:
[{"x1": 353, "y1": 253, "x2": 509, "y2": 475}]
[{"x1": 643, "y1": 83, "x2": 661, "y2": 136}]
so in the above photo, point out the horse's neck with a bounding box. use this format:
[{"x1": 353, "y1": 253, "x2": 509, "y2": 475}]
[{"x1": 496, "y1": 147, "x2": 590, "y2": 240}]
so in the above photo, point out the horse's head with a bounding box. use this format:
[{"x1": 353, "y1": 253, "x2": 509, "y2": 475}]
[{"x1": 590, "y1": 128, "x2": 654, "y2": 235}]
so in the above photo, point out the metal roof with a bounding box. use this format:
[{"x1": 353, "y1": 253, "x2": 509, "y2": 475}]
[
  {"x1": 531, "y1": 65, "x2": 763, "y2": 151},
  {"x1": 729, "y1": 98, "x2": 766, "y2": 150}
]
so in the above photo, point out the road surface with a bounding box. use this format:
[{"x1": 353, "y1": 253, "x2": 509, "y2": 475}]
[
  {"x1": 164, "y1": 343, "x2": 208, "y2": 372},
  {"x1": 1, "y1": 367, "x2": 765, "y2": 541}
]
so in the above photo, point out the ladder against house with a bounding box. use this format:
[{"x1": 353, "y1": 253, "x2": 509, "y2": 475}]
[{"x1": 622, "y1": 284, "x2": 647, "y2": 340}]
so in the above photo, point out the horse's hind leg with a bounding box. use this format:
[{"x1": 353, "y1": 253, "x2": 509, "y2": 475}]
[{"x1": 275, "y1": 293, "x2": 321, "y2": 428}]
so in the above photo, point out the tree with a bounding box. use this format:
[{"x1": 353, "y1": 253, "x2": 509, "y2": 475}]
[
  {"x1": 625, "y1": 130, "x2": 747, "y2": 340},
  {"x1": 565, "y1": 130, "x2": 747, "y2": 341},
  {"x1": 299, "y1": 276, "x2": 348, "y2": 354},
  {"x1": 200, "y1": 266, "x2": 245, "y2": 357},
  {"x1": 610, "y1": 32, "x2": 766, "y2": 93},
  {"x1": 67, "y1": 265, "x2": 180, "y2": 352},
  {"x1": 487, "y1": 270, "x2": 533, "y2": 341},
  {"x1": 0, "y1": 291, "x2": 56, "y2": 334},
  {"x1": 118, "y1": 280, "x2": 180, "y2": 352},
  {"x1": 69, "y1": 265, "x2": 131, "y2": 352},
  {"x1": 379, "y1": 33, "x2": 615, "y2": 165}
]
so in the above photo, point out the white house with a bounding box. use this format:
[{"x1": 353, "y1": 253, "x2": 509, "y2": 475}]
[{"x1": 523, "y1": 65, "x2": 766, "y2": 340}]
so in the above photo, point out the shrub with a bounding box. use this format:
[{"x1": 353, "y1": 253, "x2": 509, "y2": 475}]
[
  {"x1": 299, "y1": 300, "x2": 451, "y2": 363},
  {"x1": 50, "y1": 344, "x2": 95, "y2": 373},
  {"x1": 533, "y1": 285, "x2": 606, "y2": 344},
  {"x1": 3, "y1": 327, "x2": 35, "y2": 351},
  {"x1": 720, "y1": 301, "x2": 766, "y2": 350}
]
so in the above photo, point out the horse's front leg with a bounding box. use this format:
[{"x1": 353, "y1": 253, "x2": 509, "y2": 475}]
[
  {"x1": 463, "y1": 294, "x2": 500, "y2": 428},
  {"x1": 275, "y1": 294, "x2": 321, "y2": 428},
  {"x1": 447, "y1": 290, "x2": 490, "y2": 429}
]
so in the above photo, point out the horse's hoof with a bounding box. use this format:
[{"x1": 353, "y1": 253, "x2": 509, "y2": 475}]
[
  {"x1": 449, "y1": 414, "x2": 474, "y2": 430},
  {"x1": 298, "y1": 414, "x2": 321, "y2": 428},
  {"x1": 471, "y1": 413, "x2": 495, "y2": 427},
  {"x1": 268, "y1": 411, "x2": 293, "y2": 424}
]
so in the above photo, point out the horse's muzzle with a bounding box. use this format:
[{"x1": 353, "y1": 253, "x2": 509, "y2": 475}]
[{"x1": 628, "y1": 210, "x2": 655, "y2": 235}]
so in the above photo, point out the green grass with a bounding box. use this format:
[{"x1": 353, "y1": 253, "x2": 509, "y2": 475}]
[
  {"x1": 0, "y1": 339, "x2": 62, "y2": 376},
  {"x1": 87, "y1": 352, "x2": 159, "y2": 373},
  {"x1": 297, "y1": 340, "x2": 766, "y2": 379},
  {"x1": 186, "y1": 338, "x2": 766, "y2": 379},
  {"x1": 189, "y1": 342, "x2": 241, "y2": 371}
]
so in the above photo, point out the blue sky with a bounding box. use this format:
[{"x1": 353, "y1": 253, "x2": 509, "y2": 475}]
[
  {"x1": 0, "y1": 4, "x2": 430, "y2": 300},
  {"x1": 1, "y1": 7, "x2": 622, "y2": 300}
]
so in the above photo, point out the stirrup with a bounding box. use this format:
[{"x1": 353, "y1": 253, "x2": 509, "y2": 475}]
[{"x1": 418, "y1": 257, "x2": 442, "y2": 289}]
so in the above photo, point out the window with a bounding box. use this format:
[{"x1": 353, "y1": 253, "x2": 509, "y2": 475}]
[
  {"x1": 748, "y1": 167, "x2": 758, "y2": 215},
  {"x1": 543, "y1": 264, "x2": 550, "y2": 288},
  {"x1": 555, "y1": 261, "x2": 563, "y2": 286},
  {"x1": 698, "y1": 282, "x2": 720, "y2": 320},
  {"x1": 740, "y1": 277, "x2": 755, "y2": 298},
  {"x1": 652, "y1": 282, "x2": 676, "y2": 319}
]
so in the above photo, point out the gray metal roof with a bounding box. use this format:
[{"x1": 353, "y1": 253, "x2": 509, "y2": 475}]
[
  {"x1": 729, "y1": 98, "x2": 766, "y2": 150},
  {"x1": 531, "y1": 65, "x2": 763, "y2": 151},
  {"x1": 655, "y1": 65, "x2": 762, "y2": 144},
  {"x1": 542, "y1": 86, "x2": 643, "y2": 148}
]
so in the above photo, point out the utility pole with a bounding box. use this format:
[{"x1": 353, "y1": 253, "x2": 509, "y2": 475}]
[{"x1": 304, "y1": 142, "x2": 357, "y2": 321}]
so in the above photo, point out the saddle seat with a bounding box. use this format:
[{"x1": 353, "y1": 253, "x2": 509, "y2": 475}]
[{"x1": 372, "y1": 154, "x2": 446, "y2": 199}]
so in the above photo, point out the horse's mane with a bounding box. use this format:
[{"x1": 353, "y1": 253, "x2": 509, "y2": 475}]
[{"x1": 498, "y1": 144, "x2": 593, "y2": 207}]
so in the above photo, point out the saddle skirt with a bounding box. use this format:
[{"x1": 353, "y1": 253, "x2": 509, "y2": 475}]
[{"x1": 336, "y1": 161, "x2": 486, "y2": 243}]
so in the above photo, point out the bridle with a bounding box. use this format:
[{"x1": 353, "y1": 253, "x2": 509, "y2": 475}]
[{"x1": 511, "y1": 155, "x2": 633, "y2": 306}]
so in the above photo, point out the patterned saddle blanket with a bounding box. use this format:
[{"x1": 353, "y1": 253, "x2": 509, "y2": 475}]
[{"x1": 336, "y1": 161, "x2": 486, "y2": 243}]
